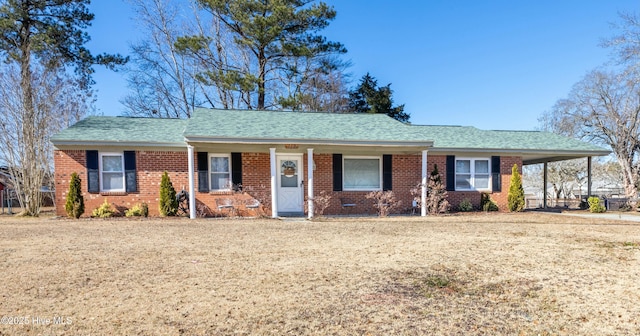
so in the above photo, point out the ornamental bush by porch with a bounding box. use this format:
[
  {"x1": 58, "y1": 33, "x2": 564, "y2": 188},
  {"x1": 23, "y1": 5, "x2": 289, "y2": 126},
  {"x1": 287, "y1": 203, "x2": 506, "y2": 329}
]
[
  {"x1": 92, "y1": 199, "x2": 114, "y2": 218},
  {"x1": 159, "y1": 171, "x2": 178, "y2": 216},
  {"x1": 507, "y1": 164, "x2": 525, "y2": 212},
  {"x1": 588, "y1": 196, "x2": 606, "y2": 213},
  {"x1": 64, "y1": 172, "x2": 84, "y2": 219},
  {"x1": 426, "y1": 164, "x2": 449, "y2": 215}
]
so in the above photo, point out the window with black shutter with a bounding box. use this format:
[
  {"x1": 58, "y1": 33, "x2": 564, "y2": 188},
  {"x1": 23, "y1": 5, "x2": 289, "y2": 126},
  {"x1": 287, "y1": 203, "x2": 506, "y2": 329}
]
[
  {"x1": 124, "y1": 151, "x2": 137, "y2": 192},
  {"x1": 446, "y1": 155, "x2": 455, "y2": 191},
  {"x1": 231, "y1": 152, "x2": 242, "y2": 190},
  {"x1": 491, "y1": 156, "x2": 501, "y2": 192},
  {"x1": 197, "y1": 151, "x2": 209, "y2": 192},
  {"x1": 86, "y1": 150, "x2": 99, "y2": 193},
  {"x1": 382, "y1": 154, "x2": 392, "y2": 191},
  {"x1": 332, "y1": 154, "x2": 342, "y2": 191}
]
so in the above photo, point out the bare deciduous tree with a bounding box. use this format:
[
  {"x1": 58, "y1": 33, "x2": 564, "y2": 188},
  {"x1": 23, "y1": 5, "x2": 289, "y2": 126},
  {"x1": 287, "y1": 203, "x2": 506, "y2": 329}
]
[
  {"x1": 540, "y1": 69, "x2": 640, "y2": 197},
  {"x1": 601, "y1": 12, "x2": 640, "y2": 69},
  {"x1": 0, "y1": 64, "x2": 89, "y2": 214}
]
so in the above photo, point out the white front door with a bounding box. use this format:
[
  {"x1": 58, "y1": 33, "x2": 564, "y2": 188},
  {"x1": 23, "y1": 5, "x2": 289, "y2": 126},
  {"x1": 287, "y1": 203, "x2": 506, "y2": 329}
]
[{"x1": 277, "y1": 154, "x2": 304, "y2": 213}]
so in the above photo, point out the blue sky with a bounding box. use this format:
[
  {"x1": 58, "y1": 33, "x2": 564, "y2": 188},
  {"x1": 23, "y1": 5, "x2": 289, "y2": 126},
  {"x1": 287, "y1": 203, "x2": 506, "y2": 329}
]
[{"x1": 86, "y1": 0, "x2": 638, "y2": 130}]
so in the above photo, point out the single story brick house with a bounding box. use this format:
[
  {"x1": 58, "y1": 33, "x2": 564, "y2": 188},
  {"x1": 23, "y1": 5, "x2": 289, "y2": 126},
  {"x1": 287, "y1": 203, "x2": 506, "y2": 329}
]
[{"x1": 51, "y1": 108, "x2": 609, "y2": 218}]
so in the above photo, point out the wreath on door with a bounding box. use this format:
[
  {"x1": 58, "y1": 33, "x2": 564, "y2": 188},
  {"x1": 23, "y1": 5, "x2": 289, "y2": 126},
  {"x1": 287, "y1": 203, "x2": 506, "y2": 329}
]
[{"x1": 282, "y1": 160, "x2": 296, "y2": 177}]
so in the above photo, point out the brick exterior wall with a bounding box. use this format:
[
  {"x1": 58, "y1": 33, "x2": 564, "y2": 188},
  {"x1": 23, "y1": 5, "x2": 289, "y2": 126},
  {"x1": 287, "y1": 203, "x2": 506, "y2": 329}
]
[{"x1": 54, "y1": 149, "x2": 521, "y2": 217}]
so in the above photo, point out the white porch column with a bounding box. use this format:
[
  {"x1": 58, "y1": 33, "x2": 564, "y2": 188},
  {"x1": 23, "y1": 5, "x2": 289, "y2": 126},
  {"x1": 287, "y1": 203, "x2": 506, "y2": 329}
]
[
  {"x1": 187, "y1": 145, "x2": 196, "y2": 219},
  {"x1": 421, "y1": 150, "x2": 428, "y2": 216},
  {"x1": 587, "y1": 156, "x2": 592, "y2": 198},
  {"x1": 307, "y1": 148, "x2": 314, "y2": 219},
  {"x1": 270, "y1": 148, "x2": 278, "y2": 218},
  {"x1": 543, "y1": 161, "x2": 548, "y2": 208}
]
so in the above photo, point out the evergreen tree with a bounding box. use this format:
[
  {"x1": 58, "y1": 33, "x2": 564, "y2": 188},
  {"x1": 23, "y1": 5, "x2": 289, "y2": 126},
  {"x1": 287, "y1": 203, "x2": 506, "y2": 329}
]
[
  {"x1": 508, "y1": 164, "x2": 525, "y2": 212},
  {"x1": 348, "y1": 73, "x2": 409, "y2": 122},
  {"x1": 178, "y1": 0, "x2": 346, "y2": 110},
  {"x1": 64, "y1": 172, "x2": 84, "y2": 219},
  {"x1": 159, "y1": 171, "x2": 178, "y2": 216}
]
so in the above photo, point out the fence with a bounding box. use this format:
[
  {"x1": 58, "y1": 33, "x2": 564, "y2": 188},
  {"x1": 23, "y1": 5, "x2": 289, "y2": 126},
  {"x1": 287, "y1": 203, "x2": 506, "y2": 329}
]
[{"x1": 525, "y1": 197, "x2": 633, "y2": 211}]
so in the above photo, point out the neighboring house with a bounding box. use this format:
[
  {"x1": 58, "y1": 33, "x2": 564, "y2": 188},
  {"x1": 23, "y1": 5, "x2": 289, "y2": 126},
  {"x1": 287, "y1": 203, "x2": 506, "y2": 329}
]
[{"x1": 51, "y1": 108, "x2": 609, "y2": 218}]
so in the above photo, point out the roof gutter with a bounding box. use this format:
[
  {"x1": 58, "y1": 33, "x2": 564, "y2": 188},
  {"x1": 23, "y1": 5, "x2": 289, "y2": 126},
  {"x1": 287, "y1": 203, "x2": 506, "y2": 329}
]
[
  {"x1": 183, "y1": 136, "x2": 434, "y2": 148},
  {"x1": 51, "y1": 140, "x2": 187, "y2": 148},
  {"x1": 427, "y1": 147, "x2": 610, "y2": 156}
]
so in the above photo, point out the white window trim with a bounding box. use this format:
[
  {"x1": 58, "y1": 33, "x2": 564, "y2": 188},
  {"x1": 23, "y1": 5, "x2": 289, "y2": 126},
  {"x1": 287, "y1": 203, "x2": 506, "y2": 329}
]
[
  {"x1": 99, "y1": 152, "x2": 125, "y2": 192},
  {"x1": 343, "y1": 156, "x2": 382, "y2": 191},
  {"x1": 455, "y1": 157, "x2": 491, "y2": 191},
  {"x1": 209, "y1": 153, "x2": 232, "y2": 191}
]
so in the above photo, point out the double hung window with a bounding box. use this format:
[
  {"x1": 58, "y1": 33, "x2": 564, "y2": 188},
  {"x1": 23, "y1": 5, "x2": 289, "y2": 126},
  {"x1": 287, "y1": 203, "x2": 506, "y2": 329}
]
[
  {"x1": 343, "y1": 157, "x2": 381, "y2": 191},
  {"x1": 455, "y1": 158, "x2": 490, "y2": 190},
  {"x1": 100, "y1": 153, "x2": 125, "y2": 192},
  {"x1": 210, "y1": 154, "x2": 231, "y2": 191}
]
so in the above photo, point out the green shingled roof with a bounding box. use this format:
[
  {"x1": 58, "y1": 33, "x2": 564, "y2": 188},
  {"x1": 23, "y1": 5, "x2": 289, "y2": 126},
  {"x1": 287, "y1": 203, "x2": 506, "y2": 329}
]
[
  {"x1": 184, "y1": 108, "x2": 429, "y2": 144},
  {"x1": 51, "y1": 116, "x2": 187, "y2": 145},
  {"x1": 51, "y1": 108, "x2": 609, "y2": 156},
  {"x1": 411, "y1": 125, "x2": 607, "y2": 152}
]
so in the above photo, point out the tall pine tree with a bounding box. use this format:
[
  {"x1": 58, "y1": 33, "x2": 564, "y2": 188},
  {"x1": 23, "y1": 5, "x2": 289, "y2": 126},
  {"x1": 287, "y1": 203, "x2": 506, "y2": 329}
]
[{"x1": 179, "y1": 0, "x2": 346, "y2": 110}]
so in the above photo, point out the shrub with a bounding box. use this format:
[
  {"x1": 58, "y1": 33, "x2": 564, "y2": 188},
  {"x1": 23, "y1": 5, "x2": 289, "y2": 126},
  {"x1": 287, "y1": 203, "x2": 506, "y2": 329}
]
[
  {"x1": 481, "y1": 193, "x2": 499, "y2": 212},
  {"x1": 92, "y1": 199, "x2": 115, "y2": 218},
  {"x1": 159, "y1": 171, "x2": 178, "y2": 216},
  {"x1": 588, "y1": 196, "x2": 606, "y2": 213},
  {"x1": 507, "y1": 164, "x2": 525, "y2": 212},
  {"x1": 366, "y1": 190, "x2": 400, "y2": 217},
  {"x1": 64, "y1": 172, "x2": 84, "y2": 219},
  {"x1": 426, "y1": 165, "x2": 450, "y2": 215},
  {"x1": 309, "y1": 191, "x2": 332, "y2": 217},
  {"x1": 458, "y1": 198, "x2": 473, "y2": 212},
  {"x1": 125, "y1": 203, "x2": 149, "y2": 217}
]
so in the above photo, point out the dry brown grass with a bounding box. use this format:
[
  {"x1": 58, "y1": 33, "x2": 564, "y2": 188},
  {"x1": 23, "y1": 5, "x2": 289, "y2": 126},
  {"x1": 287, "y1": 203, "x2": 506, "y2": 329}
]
[{"x1": 1, "y1": 212, "x2": 640, "y2": 335}]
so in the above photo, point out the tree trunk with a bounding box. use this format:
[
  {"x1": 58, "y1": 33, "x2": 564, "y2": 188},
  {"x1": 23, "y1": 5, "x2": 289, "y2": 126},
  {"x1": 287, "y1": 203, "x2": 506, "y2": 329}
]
[
  {"x1": 17, "y1": 9, "x2": 41, "y2": 216},
  {"x1": 257, "y1": 49, "x2": 266, "y2": 109}
]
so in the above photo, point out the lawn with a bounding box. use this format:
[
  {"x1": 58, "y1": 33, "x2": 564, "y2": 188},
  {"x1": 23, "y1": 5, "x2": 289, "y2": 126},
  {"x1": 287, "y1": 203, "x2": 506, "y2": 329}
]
[{"x1": 1, "y1": 212, "x2": 639, "y2": 335}]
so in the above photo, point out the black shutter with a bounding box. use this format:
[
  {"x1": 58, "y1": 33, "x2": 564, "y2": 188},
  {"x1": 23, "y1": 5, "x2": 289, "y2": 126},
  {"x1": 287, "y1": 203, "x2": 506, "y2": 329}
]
[
  {"x1": 197, "y1": 152, "x2": 209, "y2": 192},
  {"x1": 231, "y1": 152, "x2": 242, "y2": 190},
  {"x1": 382, "y1": 154, "x2": 392, "y2": 191},
  {"x1": 491, "y1": 156, "x2": 501, "y2": 192},
  {"x1": 333, "y1": 154, "x2": 342, "y2": 191},
  {"x1": 86, "y1": 150, "x2": 99, "y2": 193},
  {"x1": 446, "y1": 155, "x2": 455, "y2": 191},
  {"x1": 124, "y1": 151, "x2": 137, "y2": 193}
]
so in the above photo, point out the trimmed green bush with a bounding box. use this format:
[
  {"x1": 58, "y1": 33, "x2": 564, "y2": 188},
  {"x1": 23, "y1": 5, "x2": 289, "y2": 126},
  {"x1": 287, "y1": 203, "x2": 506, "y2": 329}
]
[
  {"x1": 458, "y1": 198, "x2": 473, "y2": 212},
  {"x1": 588, "y1": 196, "x2": 606, "y2": 213},
  {"x1": 507, "y1": 164, "x2": 525, "y2": 212},
  {"x1": 159, "y1": 171, "x2": 178, "y2": 216},
  {"x1": 64, "y1": 172, "x2": 84, "y2": 219},
  {"x1": 125, "y1": 203, "x2": 149, "y2": 217},
  {"x1": 481, "y1": 193, "x2": 499, "y2": 212},
  {"x1": 92, "y1": 199, "x2": 115, "y2": 218}
]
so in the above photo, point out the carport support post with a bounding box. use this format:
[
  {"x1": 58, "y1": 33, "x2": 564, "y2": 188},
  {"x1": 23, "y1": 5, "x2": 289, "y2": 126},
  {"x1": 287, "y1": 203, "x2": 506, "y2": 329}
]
[
  {"x1": 543, "y1": 162, "x2": 548, "y2": 209},
  {"x1": 270, "y1": 148, "x2": 278, "y2": 218},
  {"x1": 421, "y1": 150, "x2": 428, "y2": 216},
  {"x1": 187, "y1": 145, "x2": 196, "y2": 219},
  {"x1": 307, "y1": 148, "x2": 314, "y2": 219},
  {"x1": 587, "y1": 156, "x2": 592, "y2": 198}
]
